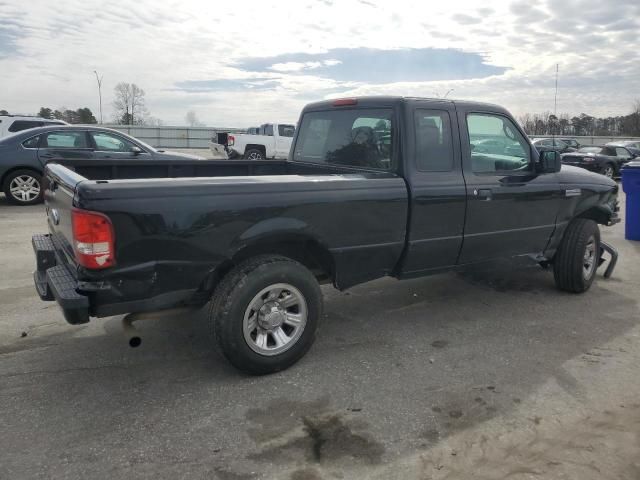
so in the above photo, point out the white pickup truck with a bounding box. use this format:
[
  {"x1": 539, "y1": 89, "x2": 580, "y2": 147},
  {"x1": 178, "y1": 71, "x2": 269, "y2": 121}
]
[{"x1": 211, "y1": 123, "x2": 295, "y2": 160}]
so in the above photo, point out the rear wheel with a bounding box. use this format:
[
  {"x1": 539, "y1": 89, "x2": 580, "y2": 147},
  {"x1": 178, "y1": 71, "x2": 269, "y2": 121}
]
[
  {"x1": 553, "y1": 219, "x2": 600, "y2": 293},
  {"x1": 3, "y1": 169, "x2": 43, "y2": 205},
  {"x1": 209, "y1": 255, "x2": 322, "y2": 375},
  {"x1": 244, "y1": 149, "x2": 264, "y2": 160}
]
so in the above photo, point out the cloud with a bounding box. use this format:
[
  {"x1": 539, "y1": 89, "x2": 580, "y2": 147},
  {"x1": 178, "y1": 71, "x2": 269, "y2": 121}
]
[
  {"x1": 451, "y1": 13, "x2": 481, "y2": 25},
  {"x1": 234, "y1": 48, "x2": 507, "y2": 83},
  {"x1": 173, "y1": 78, "x2": 280, "y2": 92}
]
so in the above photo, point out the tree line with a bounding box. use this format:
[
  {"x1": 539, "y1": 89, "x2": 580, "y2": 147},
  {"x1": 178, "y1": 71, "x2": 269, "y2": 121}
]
[
  {"x1": 519, "y1": 100, "x2": 640, "y2": 137},
  {"x1": 1, "y1": 82, "x2": 160, "y2": 126}
]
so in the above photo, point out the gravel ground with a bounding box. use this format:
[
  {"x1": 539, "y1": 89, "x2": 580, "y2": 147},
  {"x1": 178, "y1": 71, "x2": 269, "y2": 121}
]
[{"x1": 0, "y1": 190, "x2": 639, "y2": 479}]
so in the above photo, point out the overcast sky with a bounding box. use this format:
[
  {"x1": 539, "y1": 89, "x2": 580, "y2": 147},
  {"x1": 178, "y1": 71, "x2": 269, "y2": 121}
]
[{"x1": 1, "y1": 0, "x2": 639, "y2": 126}]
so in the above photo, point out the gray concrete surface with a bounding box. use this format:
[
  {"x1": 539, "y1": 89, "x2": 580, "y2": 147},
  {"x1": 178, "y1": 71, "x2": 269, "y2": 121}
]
[{"x1": 1, "y1": 192, "x2": 639, "y2": 479}]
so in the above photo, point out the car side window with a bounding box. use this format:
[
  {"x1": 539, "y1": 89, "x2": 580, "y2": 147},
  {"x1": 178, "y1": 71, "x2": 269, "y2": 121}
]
[
  {"x1": 278, "y1": 125, "x2": 295, "y2": 137},
  {"x1": 22, "y1": 135, "x2": 40, "y2": 149},
  {"x1": 467, "y1": 113, "x2": 530, "y2": 173},
  {"x1": 8, "y1": 120, "x2": 43, "y2": 132},
  {"x1": 91, "y1": 132, "x2": 137, "y2": 152},
  {"x1": 43, "y1": 131, "x2": 88, "y2": 149},
  {"x1": 615, "y1": 147, "x2": 629, "y2": 157},
  {"x1": 414, "y1": 109, "x2": 454, "y2": 171}
]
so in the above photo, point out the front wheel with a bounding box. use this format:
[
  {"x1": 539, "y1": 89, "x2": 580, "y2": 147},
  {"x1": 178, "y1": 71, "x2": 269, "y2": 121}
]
[
  {"x1": 209, "y1": 255, "x2": 322, "y2": 375},
  {"x1": 3, "y1": 169, "x2": 43, "y2": 205},
  {"x1": 602, "y1": 164, "x2": 615, "y2": 179},
  {"x1": 553, "y1": 219, "x2": 600, "y2": 293}
]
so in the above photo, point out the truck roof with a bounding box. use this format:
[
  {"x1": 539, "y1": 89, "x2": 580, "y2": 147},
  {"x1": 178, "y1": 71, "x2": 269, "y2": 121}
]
[{"x1": 302, "y1": 96, "x2": 508, "y2": 114}]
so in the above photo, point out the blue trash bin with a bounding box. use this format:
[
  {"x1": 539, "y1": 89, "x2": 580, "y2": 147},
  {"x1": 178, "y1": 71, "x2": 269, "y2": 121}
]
[{"x1": 622, "y1": 160, "x2": 640, "y2": 241}]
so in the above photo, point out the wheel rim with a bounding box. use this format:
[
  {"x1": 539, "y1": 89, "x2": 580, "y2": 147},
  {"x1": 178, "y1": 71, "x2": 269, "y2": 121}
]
[
  {"x1": 247, "y1": 151, "x2": 262, "y2": 160},
  {"x1": 603, "y1": 166, "x2": 614, "y2": 178},
  {"x1": 583, "y1": 236, "x2": 597, "y2": 280},
  {"x1": 9, "y1": 175, "x2": 40, "y2": 202},
  {"x1": 243, "y1": 283, "x2": 308, "y2": 356}
]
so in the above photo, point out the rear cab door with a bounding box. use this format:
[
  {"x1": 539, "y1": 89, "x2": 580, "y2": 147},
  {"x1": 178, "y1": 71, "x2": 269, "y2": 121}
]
[
  {"x1": 456, "y1": 104, "x2": 562, "y2": 263},
  {"x1": 398, "y1": 99, "x2": 467, "y2": 275}
]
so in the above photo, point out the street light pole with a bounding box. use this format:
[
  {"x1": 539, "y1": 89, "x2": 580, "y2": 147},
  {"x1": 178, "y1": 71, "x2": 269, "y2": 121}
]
[{"x1": 93, "y1": 70, "x2": 103, "y2": 124}]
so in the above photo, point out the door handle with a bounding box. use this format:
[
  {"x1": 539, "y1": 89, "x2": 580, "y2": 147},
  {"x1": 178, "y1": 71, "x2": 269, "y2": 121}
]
[{"x1": 473, "y1": 188, "x2": 493, "y2": 201}]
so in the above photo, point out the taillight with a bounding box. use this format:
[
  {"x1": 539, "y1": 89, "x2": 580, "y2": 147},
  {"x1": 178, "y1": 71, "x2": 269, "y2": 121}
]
[
  {"x1": 71, "y1": 208, "x2": 115, "y2": 269},
  {"x1": 228, "y1": 135, "x2": 235, "y2": 146}
]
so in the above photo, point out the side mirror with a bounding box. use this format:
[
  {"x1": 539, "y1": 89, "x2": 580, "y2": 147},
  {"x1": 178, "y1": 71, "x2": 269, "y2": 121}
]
[
  {"x1": 537, "y1": 149, "x2": 561, "y2": 173},
  {"x1": 131, "y1": 146, "x2": 142, "y2": 155}
]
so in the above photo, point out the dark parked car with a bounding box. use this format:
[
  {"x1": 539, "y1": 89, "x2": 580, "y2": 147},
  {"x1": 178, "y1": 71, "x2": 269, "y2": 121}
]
[
  {"x1": 33, "y1": 96, "x2": 619, "y2": 374},
  {"x1": 605, "y1": 140, "x2": 640, "y2": 157},
  {"x1": 561, "y1": 145, "x2": 636, "y2": 178},
  {"x1": 0, "y1": 125, "x2": 205, "y2": 205},
  {"x1": 559, "y1": 138, "x2": 581, "y2": 149},
  {"x1": 531, "y1": 137, "x2": 577, "y2": 153}
]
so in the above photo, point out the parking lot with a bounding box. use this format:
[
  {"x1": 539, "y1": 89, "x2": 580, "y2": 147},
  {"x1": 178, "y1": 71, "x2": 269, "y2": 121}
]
[{"x1": 1, "y1": 192, "x2": 639, "y2": 479}]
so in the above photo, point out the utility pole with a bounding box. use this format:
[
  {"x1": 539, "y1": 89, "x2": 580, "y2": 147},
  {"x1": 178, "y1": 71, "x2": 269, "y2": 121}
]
[
  {"x1": 554, "y1": 64, "x2": 559, "y2": 117},
  {"x1": 93, "y1": 70, "x2": 103, "y2": 124}
]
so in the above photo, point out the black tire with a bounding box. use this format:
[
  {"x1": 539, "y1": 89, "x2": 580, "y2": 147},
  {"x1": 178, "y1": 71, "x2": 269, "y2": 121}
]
[
  {"x1": 2, "y1": 169, "x2": 44, "y2": 205},
  {"x1": 209, "y1": 255, "x2": 322, "y2": 375},
  {"x1": 553, "y1": 219, "x2": 600, "y2": 293},
  {"x1": 244, "y1": 149, "x2": 264, "y2": 160}
]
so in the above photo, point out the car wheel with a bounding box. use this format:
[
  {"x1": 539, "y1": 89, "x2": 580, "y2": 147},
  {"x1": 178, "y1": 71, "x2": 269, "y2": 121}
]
[
  {"x1": 244, "y1": 149, "x2": 264, "y2": 160},
  {"x1": 209, "y1": 255, "x2": 322, "y2": 375},
  {"x1": 602, "y1": 164, "x2": 615, "y2": 178},
  {"x1": 553, "y1": 219, "x2": 600, "y2": 293},
  {"x1": 3, "y1": 169, "x2": 43, "y2": 205}
]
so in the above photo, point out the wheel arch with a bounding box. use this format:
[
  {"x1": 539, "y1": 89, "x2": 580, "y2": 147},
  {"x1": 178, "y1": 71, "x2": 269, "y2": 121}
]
[
  {"x1": 244, "y1": 144, "x2": 267, "y2": 156},
  {"x1": 1, "y1": 165, "x2": 43, "y2": 187},
  {"x1": 199, "y1": 232, "x2": 335, "y2": 296}
]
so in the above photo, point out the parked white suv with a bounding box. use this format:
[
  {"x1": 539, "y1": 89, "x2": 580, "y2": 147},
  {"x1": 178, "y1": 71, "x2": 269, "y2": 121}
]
[
  {"x1": 211, "y1": 123, "x2": 295, "y2": 159},
  {"x1": 0, "y1": 116, "x2": 68, "y2": 139}
]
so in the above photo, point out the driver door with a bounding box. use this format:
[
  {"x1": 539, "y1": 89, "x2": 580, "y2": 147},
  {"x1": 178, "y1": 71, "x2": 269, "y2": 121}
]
[{"x1": 458, "y1": 110, "x2": 562, "y2": 264}]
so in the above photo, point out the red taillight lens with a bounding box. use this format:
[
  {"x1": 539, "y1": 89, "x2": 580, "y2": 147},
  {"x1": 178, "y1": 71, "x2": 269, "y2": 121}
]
[
  {"x1": 228, "y1": 134, "x2": 235, "y2": 146},
  {"x1": 333, "y1": 98, "x2": 358, "y2": 106},
  {"x1": 71, "y1": 208, "x2": 115, "y2": 269}
]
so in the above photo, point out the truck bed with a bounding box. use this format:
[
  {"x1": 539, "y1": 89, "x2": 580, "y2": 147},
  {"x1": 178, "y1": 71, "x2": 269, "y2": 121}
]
[{"x1": 41, "y1": 161, "x2": 409, "y2": 319}]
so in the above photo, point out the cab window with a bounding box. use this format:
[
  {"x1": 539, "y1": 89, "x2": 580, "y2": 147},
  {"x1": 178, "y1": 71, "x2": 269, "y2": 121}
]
[
  {"x1": 294, "y1": 108, "x2": 393, "y2": 170},
  {"x1": 414, "y1": 109, "x2": 454, "y2": 171},
  {"x1": 467, "y1": 113, "x2": 530, "y2": 173}
]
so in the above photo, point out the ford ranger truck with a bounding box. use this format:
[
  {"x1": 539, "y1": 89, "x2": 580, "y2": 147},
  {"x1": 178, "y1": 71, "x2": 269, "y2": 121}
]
[{"x1": 33, "y1": 97, "x2": 620, "y2": 375}]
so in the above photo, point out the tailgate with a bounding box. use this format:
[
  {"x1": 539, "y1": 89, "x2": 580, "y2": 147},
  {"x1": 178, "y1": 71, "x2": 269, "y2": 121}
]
[{"x1": 43, "y1": 163, "x2": 87, "y2": 266}]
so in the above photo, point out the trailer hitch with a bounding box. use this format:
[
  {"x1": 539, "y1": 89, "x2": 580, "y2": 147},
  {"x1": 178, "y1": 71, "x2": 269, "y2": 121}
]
[{"x1": 598, "y1": 241, "x2": 618, "y2": 279}]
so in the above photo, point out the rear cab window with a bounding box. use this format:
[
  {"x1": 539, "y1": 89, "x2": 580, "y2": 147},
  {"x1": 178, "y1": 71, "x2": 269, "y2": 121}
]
[{"x1": 293, "y1": 108, "x2": 393, "y2": 170}]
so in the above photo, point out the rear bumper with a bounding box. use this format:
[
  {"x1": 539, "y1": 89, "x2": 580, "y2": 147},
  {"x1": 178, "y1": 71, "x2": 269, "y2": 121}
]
[
  {"x1": 32, "y1": 233, "x2": 202, "y2": 324},
  {"x1": 32, "y1": 234, "x2": 90, "y2": 325}
]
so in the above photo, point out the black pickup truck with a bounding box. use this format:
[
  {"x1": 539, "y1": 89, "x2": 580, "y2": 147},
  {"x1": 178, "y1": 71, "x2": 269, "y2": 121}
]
[{"x1": 33, "y1": 97, "x2": 620, "y2": 374}]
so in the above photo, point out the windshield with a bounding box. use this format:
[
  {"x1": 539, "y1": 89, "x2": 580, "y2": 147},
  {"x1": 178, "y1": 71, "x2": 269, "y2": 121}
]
[{"x1": 579, "y1": 147, "x2": 602, "y2": 154}]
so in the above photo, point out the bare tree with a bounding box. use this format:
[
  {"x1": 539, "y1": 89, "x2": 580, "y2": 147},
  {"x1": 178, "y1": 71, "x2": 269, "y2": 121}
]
[
  {"x1": 185, "y1": 110, "x2": 200, "y2": 127},
  {"x1": 113, "y1": 82, "x2": 147, "y2": 125}
]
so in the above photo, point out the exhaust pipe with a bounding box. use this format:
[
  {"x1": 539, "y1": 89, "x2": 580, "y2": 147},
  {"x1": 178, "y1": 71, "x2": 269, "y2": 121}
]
[{"x1": 121, "y1": 307, "x2": 195, "y2": 348}]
